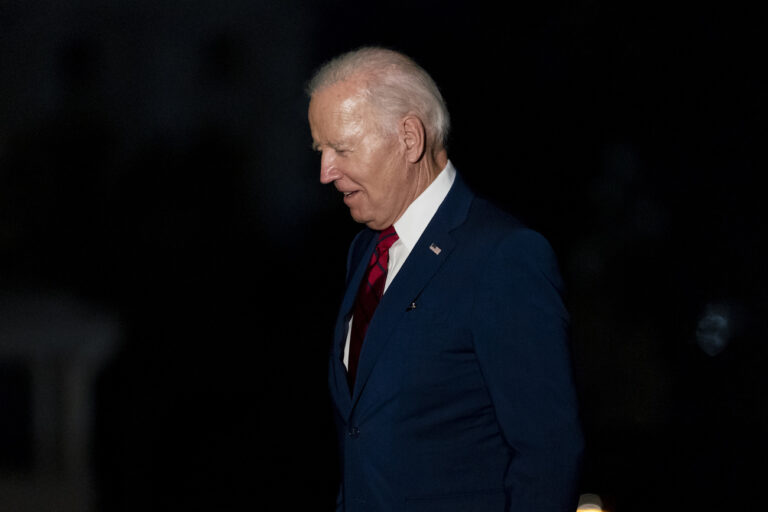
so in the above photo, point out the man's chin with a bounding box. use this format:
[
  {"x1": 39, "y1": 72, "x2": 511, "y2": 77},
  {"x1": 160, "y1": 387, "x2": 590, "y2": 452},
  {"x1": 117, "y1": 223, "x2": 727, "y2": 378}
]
[
  {"x1": 364, "y1": 220, "x2": 390, "y2": 231},
  {"x1": 348, "y1": 208, "x2": 387, "y2": 230},
  {"x1": 351, "y1": 216, "x2": 383, "y2": 230},
  {"x1": 348, "y1": 209, "x2": 371, "y2": 226}
]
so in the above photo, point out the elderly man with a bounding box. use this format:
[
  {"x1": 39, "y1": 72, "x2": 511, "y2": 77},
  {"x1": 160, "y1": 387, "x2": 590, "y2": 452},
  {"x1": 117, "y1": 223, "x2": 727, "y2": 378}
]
[{"x1": 308, "y1": 47, "x2": 583, "y2": 512}]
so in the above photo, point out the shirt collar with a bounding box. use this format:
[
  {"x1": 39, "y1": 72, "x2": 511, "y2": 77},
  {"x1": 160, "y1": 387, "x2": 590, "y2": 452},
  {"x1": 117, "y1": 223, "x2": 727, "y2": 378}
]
[{"x1": 393, "y1": 160, "x2": 457, "y2": 251}]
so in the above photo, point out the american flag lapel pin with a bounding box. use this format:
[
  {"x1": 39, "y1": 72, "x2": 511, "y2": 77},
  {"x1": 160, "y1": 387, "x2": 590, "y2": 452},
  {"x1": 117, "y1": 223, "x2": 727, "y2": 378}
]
[{"x1": 429, "y1": 243, "x2": 441, "y2": 255}]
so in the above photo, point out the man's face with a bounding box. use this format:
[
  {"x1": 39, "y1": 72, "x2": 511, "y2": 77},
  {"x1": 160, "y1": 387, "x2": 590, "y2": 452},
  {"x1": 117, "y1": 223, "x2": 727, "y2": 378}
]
[{"x1": 308, "y1": 79, "x2": 414, "y2": 230}]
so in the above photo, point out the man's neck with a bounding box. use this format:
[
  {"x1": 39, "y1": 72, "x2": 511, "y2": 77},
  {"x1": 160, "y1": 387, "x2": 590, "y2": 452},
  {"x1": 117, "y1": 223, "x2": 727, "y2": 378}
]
[{"x1": 411, "y1": 148, "x2": 449, "y2": 200}]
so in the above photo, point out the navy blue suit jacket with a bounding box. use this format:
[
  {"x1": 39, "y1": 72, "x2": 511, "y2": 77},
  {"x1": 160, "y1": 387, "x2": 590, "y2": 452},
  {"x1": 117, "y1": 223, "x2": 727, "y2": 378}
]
[{"x1": 329, "y1": 174, "x2": 583, "y2": 511}]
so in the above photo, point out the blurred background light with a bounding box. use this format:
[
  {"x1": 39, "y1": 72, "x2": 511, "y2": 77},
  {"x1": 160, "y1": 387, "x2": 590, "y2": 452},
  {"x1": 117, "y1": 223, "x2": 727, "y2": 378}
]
[
  {"x1": 696, "y1": 302, "x2": 733, "y2": 356},
  {"x1": 577, "y1": 493, "x2": 604, "y2": 511}
]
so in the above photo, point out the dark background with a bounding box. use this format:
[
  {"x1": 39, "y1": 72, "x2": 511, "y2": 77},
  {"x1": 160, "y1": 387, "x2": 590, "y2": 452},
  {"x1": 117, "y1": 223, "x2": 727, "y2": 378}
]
[{"x1": 1, "y1": 1, "x2": 765, "y2": 510}]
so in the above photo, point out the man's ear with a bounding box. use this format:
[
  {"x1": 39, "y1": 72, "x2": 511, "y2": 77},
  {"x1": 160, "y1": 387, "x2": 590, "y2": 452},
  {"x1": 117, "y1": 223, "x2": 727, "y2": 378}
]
[{"x1": 401, "y1": 115, "x2": 426, "y2": 163}]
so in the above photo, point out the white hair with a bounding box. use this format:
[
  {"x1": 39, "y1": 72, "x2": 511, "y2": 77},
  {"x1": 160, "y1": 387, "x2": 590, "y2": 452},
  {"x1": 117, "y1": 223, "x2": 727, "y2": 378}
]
[{"x1": 307, "y1": 46, "x2": 450, "y2": 149}]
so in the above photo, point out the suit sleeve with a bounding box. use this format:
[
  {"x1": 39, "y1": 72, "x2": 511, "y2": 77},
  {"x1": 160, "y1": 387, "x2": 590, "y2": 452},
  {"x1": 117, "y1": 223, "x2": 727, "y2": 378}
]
[
  {"x1": 472, "y1": 228, "x2": 583, "y2": 511},
  {"x1": 336, "y1": 487, "x2": 343, "y2": 512}
]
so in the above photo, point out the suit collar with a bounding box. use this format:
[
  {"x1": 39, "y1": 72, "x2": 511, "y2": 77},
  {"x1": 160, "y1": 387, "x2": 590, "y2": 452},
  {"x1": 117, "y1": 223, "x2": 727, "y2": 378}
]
[{"x1": 393, "y1": 160, "x2": 457, "y2": 252}]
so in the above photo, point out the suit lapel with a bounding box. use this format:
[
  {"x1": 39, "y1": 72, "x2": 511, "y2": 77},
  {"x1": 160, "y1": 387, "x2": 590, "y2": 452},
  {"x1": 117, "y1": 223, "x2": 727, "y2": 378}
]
[
  {"x1": 350, "y1": 174, "x2": 475, "y2": 406},
  {"x1": 329, "y1": 229, "x2": 377, "y2": 420}
]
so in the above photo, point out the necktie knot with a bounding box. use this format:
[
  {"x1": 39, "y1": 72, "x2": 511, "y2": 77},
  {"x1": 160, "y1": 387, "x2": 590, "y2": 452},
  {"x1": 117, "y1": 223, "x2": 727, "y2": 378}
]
[
  {"x1": 376, "y1": 225, "x2": 399, "y2": 254},
  {"x1": 367, "y1": 226, "x2": 398, "y2": 298}
]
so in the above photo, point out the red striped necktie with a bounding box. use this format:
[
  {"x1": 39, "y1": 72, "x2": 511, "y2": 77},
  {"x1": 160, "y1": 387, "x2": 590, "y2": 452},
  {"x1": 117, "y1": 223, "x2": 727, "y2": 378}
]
[{"x1": 347, "y1": 226, "x2": 399, "y2": 391}]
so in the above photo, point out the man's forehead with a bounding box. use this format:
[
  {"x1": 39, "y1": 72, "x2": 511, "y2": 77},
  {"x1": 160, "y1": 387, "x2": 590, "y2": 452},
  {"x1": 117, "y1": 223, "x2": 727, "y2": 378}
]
[
  {"x1": 316, "y1": 80, "x2": 367, "y2": 114},
  {"x1": 311, "y1": 86, "x2": 371, "y2": 137}
]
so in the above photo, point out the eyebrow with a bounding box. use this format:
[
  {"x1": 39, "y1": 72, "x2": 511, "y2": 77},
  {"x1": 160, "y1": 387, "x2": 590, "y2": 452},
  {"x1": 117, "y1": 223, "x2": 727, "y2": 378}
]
[{"x1": 311, "y1": 141, "x2": 349, "y2": 152}]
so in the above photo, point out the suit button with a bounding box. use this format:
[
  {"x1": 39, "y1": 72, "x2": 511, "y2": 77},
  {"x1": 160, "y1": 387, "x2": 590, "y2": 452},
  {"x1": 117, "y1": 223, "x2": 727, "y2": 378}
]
[{"x1": 347, "y1": 426, "x2": 360, "y2": 439}]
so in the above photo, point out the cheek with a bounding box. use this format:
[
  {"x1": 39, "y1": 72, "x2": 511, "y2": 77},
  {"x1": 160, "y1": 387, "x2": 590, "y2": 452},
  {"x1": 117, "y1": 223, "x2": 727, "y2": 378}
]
[
  {"x1": 381, "y1": 158, "x2": 407, "y2": 192},
  {"x1": 356, "y1": 139, "x2": 403, "y2": 197}
]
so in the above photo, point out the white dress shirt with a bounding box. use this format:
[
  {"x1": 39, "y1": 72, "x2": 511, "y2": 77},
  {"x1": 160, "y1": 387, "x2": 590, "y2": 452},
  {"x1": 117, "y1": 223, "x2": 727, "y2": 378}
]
[{"x1": 343, "y1": 161, "x2": 457, "y2": 368}]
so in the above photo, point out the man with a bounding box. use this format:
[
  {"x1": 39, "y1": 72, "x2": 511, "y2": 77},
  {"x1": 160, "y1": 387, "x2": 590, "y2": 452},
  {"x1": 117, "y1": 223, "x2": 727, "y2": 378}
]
[{"x1": 307, "y1": 47, "x2": 583, "y2": 512}]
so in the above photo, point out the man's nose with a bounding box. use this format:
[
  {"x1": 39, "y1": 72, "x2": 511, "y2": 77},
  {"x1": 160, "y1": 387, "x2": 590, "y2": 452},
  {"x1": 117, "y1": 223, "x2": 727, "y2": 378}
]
[{"x1": 319, "y1": 152, "x2": 341, "y2": 184}]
